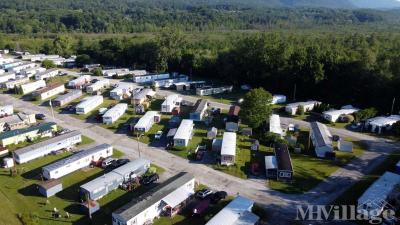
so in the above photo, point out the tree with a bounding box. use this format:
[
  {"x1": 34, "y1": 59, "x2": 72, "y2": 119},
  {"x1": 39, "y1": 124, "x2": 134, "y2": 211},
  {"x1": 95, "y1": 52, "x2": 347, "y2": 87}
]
[
  {"x1": 354, "y1": 108, "x2": 377, "y2": 122},
  {"x1": 42, "y1": 60, "x2": 56, "y2": 69},
  {"x1": 75, "y1": 54, "x2": 91, "y2": 67},
  {"x1": 92, "y1": 68, "x2": 102, "y2": 76},
  {"x1": 239, "y1": 88, "x2": 272, "y2": 128},
  {"x1": 297, "y1": 105, "x2": 305, "y2": 115}
]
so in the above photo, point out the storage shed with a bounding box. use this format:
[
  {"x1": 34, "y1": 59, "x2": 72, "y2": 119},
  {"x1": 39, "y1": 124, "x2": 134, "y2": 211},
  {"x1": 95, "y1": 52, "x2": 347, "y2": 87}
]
[
  {"x1": 80, "y1": 158, "x2": 150, "y2": 200},
  {"x1": 102, "y1": 103, "x2": 128, "y2": 125},
  {"x1": 173, "y1": 119, "x2": 194, "y2": 147},
  {"x1": 13, "y1": 130, "x2": 82, "y2": 164},
  {"x1": 133, "y1": 111, "x2": 160, "y2": 133},
  {"x1": 337, "y1": 140, "x2": 353, "y2": 152},
  {"x1": 38, "y1": 179, "x2": 63, "y2": 198},
  {"x1": 42, "y1": 143, "x2": 113, "y2": 180},
  {"x1": 75, "y1": 96, "x2": 104, "y2": 115},
  {"x1": 53, "y1": 90, "x2": 83, "y2": 107},
  {"x1": 220, "y1": 132, "x2": 236, "y2": 166},
  {"x1": 265, "y1": 156, "x2": 278, "y2": 179}
]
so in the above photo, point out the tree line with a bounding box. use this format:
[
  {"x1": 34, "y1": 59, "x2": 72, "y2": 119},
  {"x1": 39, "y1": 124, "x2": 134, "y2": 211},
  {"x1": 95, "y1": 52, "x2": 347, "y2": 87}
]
[{"x1": 1, "y1": 30, "x2": 400, "y2": 114}]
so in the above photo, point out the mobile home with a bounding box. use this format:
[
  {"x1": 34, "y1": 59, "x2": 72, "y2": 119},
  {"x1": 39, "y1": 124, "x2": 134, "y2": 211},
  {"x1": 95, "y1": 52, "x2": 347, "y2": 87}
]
[
  {"x1": 322, "y1": 107, "x2": 359, "y2": 123},
  {"x1": 133, "y1": 111, "x2": 160, "y2": 133},
  {"x1": 42, "y1": 143, "x2": 113, "y2": 180},
  {"x1": 133, "y1": 73, "x2": 169, "y2": 83},
  {"x1": 13, "y1": 131, "x2": 82, "y2": 164},
  {"x1": 102, "y1": 103, "x2": 128, "y2": 125},
  {"x1": 110, "y1": 84, "x2": 134, "y2": 100},
  {"x1": 131, "y1": 88, "x2": 156, "y2": 105},
  {"x1": 0, "y1": 112, "x2": 36, "y2": 132},
  {"x1": 310, "y1": 122, "x2": 334, "y2": 158},
  {"x1": 189, "y1": 99, "x2": 209, "y2": 121},
  {"x1": 20, "y1": 80, "x2": 46, "y2": 94},
  {"x1": 161, "y1": 95, "x2": 182, "y2": 113},
  {"x1": 53, "y1": 90, "x2": 83, "y2": 107},
  {"x1": 112, "y1": 172, "x2": 195, "y2": 225},
  {"x1": 365, "y1": 115, "x2": 400, "y2": 134},
  {"x1": 0, "y1": 122, "x2": 57, "y2": 147},
  {"x1": 75, "y1": 96, "x2": 104, "y2": 115},
  {"x1": 269, "y1": 114, "x2": 283, "y2": 136},
  {"x1": 173, "y1": 119, "x2": 194, "y2": 147},
  {"x1": 34, "y1": 69, "x2": 59, "y2": 80},
  {"x1": 102, "y1": 68, "x2": 130, "y2": 77},
  {"x1": 285, "y1": 100, "x2": 321, "y2": 115},
  {"x1": 80, "y1": 158, "x2": 150, "y2": 200},
  {"x1": 0, "y1": 72, "x2": 16, "y2": 83},
  {"x1": 86, "y1": 79, "x2": 110, "y2": 94},
  {"x1": 0, "y1": 105, "x2": 13, "y2": 117},
  {"x1": 2, "y1": 77, "x2": 30, "y2": 89},
  {"x1": 21, "y1": 67, "x2": 46, "y2": 78},
  {"x1": 68, "y1": 75, "x2": 91, "y2": 89},
  {"x1": 32, "y1": 83, "x2": 65, "y2": 100},
  {"x1": 220, "y1": 132, "x2": 236, "y2": 166}
]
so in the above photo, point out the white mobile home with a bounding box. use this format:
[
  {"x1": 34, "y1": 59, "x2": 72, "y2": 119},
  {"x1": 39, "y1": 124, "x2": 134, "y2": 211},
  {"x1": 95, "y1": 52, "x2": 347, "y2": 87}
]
[
  {"x1": 75, "y1": 95, "x2": 104, "y2": 115},
  {"x1": 13, "y1": 131, "x2": 82, "y2": 164},
  {"x1": 206, "y1": 196, "x2": 259, "y2": 225},
  {"x1": 32, "y1": 83, "x2": 65, "y2": 100},
  {"x1": 102, "y1": 68, "x2": 130, "y2": 77},
  {"x1": 68, "y1": 75, "x2": 91, "y2": 89},
  {"x1": 0, "y1": 105, "x2": 13, "y2": 117},
  {"x1": 112, "y1": 172, "x2": 195, "y2": 225},
  {"x1": 110, "y1": 84, "x2": 134, "y2": 100},
  {"x1": 34, "y1": 69, "x2": 59, "y2": 80},
  {"x1": 161, "y1": 94, "x2": 182, "y2": 113},
  {"x1": 20, "y1": 67, "x2": 46, "y2": 78},
  {"x1": 0, "y1": 112, "x2": 36, "y2": 132},
  {"x1": 20, "y1": 80, "x2": 46, "y2": 94},
  {"x1": 53, "y1": 90, "x2": 83, "y2": 107},
  {"x1": 310, "y1": 122, "x2": 333, "y2": 158},
  {"x1": 272, "y1": 95, "x2": 287, "y2": 104},
  {"x1": 196, "y1": 86, "x2": 233, "y2": 96},
  {"x1": 80, "y1": 158, "x2": 151, "y2": 200},
  {"x1": 189, "y1": 99, "x2": 209, "y2": 121},
  {"x1": 0, "y1": 61, "x2": 22, "y2": 70},
  {"x1": 0, "y1": 122, "x2": 57, "y2": 147},
  {"x1": 10, "y1": 62, "x2": 37, "y2": 73},
  {"x1": 173, "y1": 119, "x2": 194, "y2": 147},
  {"x1": 0, "y1": 72, "x2": 16, "y2": 83},
  {"x1": 220, "y1": 132, "x2": 237, "y2": 166},
  {"x1": 42, "y1": 143, "x2": 113, "y2": 180},
  {"x1": 131, "y1": 88, "x2": 156, "y2": 105},
  {"x1": 365, "y1": 115, "x2": 400, "y2": 134},
  {"x1": 86, "y1": 79, "x2": 110, "y2": 94},
  {"x1": 102, "y1": 103, "x2": 128, "y2": 125},
  {"x1": 2, "y1": 77, "x2": 30, "y2": 89},
  {"x1": 153, "y1": 75, "x2": 189, "y2": 88},
  {"x1": 269, "y1": 114, "x2": 283, "y2": 136},
  {"x1": 285, "y1": 100, "x2": 321, "y2": 115},
  {"x1": 357, "y1": 172, "x2": 400, "y2": 218},
  {"x1": 322, "y1": 107, "x2": 359, "y2": 123},
  {"x1": 134, "y1": 111, "x2": 160, "y2": 133},
  {"x1": 133, "y1": 73, "x2": 170, "y2": 83}
]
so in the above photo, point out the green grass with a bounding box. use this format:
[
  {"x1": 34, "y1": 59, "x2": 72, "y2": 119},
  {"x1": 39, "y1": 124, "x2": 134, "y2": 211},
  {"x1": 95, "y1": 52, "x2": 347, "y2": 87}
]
[
  {"x1": 71, "y1": 98, "x2": 119, "y2": 121},
  {"x1": 133, "y1": 114, "x2": 172, "y2": 144},
  {"x1": 79, "y1": 135, "x2": 95, "y2": 146},
  {"x1": 332, "y1": 151, "x2": 400, "y2": 206},
  {"x1": 268, "y1": 138, "x2": 366, "y2": 194},
  {"x1": 112, "y1": 148, "x2": 125, "y2": 158},
  {"x1": 5, "y1": 136, "x2": 52, "y2": 151},
  {"x1": 150, "y1": 163, "x2": 166, "y2": 174},
  {"x1": 194, "y1": 91, "x2": 246, "y2": 105}
]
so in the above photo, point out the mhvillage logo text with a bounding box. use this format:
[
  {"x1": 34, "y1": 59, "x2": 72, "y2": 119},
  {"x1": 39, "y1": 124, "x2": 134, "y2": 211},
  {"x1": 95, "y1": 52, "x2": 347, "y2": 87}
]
[{"x1": 295, "y1": 201, "x2": 397, "y2": 224}]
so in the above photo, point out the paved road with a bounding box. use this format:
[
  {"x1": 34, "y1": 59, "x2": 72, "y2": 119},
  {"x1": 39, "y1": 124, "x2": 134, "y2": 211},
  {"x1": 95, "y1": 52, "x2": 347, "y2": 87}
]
[{"x1": 6, "y1": 75, "x2": 399, "y2": 223}]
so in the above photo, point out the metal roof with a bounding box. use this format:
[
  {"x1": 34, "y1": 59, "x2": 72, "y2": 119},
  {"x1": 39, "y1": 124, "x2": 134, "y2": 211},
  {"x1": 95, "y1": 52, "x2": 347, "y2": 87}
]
[
  {"x1": 269, "y1": 114, "x2": 283, "y2": 135},
  {"x1": 76, "y1": 95, "x2": 103, "y2": 109},
  {"x1": 0, "y1": 122, "x2": 56, "y2": 140},
  {"x1": 54, "y1": 90, "x2": 82, "y2": 102},
  {"x1": 285, "y1": 100, "x2": 320, "y2": 109},
  {"x1": 132, "y1": 88, "x2": 155, "y2": 100},
  {"x1": 113, "y1": 172, "x2": 194, "y2": 222},
  {"x1": 323, "y1": 108, "x2": 358, "y2": 117},
  {"x1": 102, "y1": 103, "x2": 128, "y2": 119},
  {"x1": 274, "y1": 144, "x2": 293, "y2": 172},
  {"x1": 134, "y1": 111, "x2": 159, "y2": 129},
  {"x1": 174, "y1": 119, "x2": 193, "y2": 140},
  {"x1": 13, "y1": 130, "x2": 81, "y2": 156},
  {"x1": 264, "y1": 156, "x2": 277, "y2": 170},
  {"x1": 112, "y1": 158, "x2": 150, "y2": 177},
  {"x1": 228, "y1": 105, "x2": 241, "y2": 116},
  {"x1": 367, "y1": 115, "x2": 400, "y2": 127},
  {"x1": 42, "y1": 143, "x2": 112, "y2": 172},
  {"x1": 206, "y1": 196, "x2": 256, "y2": 225},
  {"x1": 192, "y1": 99, "x2": 208, "y2": 113},
  {"x1": 33, "y1": 83, "x2": 64, "y2": 95},
  {"x1": 310, "y1": 122, "x2": 332, "y2": 148},
  {"x1": 221, "y1": 132, "x2": 236, "y2": 156}
]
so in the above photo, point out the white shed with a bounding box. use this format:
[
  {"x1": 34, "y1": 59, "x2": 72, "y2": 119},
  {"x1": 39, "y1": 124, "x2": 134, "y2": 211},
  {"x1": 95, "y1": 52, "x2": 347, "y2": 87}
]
[
  {"x1": 173, "y1": 119, "x2": 194, "y2": 147},
  {"x1": 75, "y1": 96, "x2": 104, "y2": 115},
  {"x1": 220, "y1": 132, "x2": 236, "y2": 166},
  {"x1": 102, "y1": 103, "x2": 128, "y2": 125}
]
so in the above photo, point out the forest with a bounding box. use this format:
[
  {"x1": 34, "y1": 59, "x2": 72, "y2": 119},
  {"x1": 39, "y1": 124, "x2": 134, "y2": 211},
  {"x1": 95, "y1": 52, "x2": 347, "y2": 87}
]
[{"x1": 1, "y1": 30, "x2": 398, "y2": 114}]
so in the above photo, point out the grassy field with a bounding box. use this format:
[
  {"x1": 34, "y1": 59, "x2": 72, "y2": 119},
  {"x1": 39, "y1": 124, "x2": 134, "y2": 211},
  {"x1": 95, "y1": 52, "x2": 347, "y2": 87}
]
[{"x1": 268, "y1": 134, "x2": 366, "y2": 194}]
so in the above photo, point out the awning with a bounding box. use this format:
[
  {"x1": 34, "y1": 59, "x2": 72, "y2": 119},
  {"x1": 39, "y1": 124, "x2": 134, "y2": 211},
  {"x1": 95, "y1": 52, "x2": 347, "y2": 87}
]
[{"x1": 162, "y1": 187, "x2": 193, "y2": 208}]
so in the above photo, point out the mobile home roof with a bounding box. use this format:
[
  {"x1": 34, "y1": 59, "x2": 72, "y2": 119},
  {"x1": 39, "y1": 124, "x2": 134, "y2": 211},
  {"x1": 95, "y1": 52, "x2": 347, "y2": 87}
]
[
  {"x1": 310, "y1": 122, "x2": 332, "y2": 148},
  {"x1": 221, "y1": 132, "x2": 236, "y2": 156},
  {"x1": 174, "y1": 119, "x2": 193, "y2": 141},
  {"x1": 76, "y1": 96, "x2": 103, "y2": 109},
  {"x1": 135, "y1": 111, "x2": 159, "y2": 129},
  {"x1": 0, "y1": 122, "x2": 56, "y2": 140}
]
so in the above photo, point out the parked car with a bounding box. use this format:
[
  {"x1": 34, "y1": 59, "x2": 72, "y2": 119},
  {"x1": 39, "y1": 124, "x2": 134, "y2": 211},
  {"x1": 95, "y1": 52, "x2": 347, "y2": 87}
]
[
  {"x1": 101, "y1": 158, "x2": 116, "y2": 168},
  {"x1": 210, "y1": 191, "x2": 227, "y2": 204},
  {"x1": 154, "y1": 131, "x2": 163, "y2": 140},
  {"x1": 111, "y1": 158, "x2": 130, "y2": 168},
  {"x1": 91, "y1": 79, "x2": 99, "y2": 83},
  {"x1": 141, "y1": 173, "x2": 159, "y2": 185},
  {"x1": 35, "y1": 114, "x2": 46, "y2": 120},
  {"x1": 196, "y1": 189, "x2": 213, "y2": 199},
  {"x1": 66, "y1": 105, "x2": 75, "y2": 112}
]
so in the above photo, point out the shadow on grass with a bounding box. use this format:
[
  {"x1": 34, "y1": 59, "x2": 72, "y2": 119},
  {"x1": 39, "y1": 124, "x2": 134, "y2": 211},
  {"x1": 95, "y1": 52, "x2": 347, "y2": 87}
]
[{"x1": 18, "y1": 183, "x2": 42, "y2": 197}]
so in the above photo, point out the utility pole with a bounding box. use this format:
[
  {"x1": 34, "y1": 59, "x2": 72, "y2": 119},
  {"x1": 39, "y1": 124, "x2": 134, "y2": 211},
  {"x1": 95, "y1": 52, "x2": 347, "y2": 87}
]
[
  {"x1": 293, "y1": 83, "x2": 297, "y2": 101},
  {"x1": 391, "y1": 97, "x2": 396, "y2": 115}
]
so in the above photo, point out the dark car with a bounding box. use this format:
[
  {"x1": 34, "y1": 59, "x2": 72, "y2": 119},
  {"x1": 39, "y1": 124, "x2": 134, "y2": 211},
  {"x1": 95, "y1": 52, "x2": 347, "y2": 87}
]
[
  {"x1": 66, "y1": 105, "x2": 75, "y2": 112},
  {"x1": 35, "y1": 114, "x2": 46, "y2": 120},
  {"x1": 111, "y1": 158, "x2": 130, "y2": 168},
  {"x1": 210, "y1": 191, "x2": 227, "y2": 204},
  {"x1": 141, "y1": 173, "x2": 159, "y2": 185}
]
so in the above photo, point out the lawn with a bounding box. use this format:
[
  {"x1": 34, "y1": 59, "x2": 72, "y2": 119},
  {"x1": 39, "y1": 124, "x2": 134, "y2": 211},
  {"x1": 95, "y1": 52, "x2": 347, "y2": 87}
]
[
  {"x1": 268, "y1": 133, "x2": 366, "y2": 194},
  {"x1": 80, "y1": 135, "x2": 95, "y2": 146},
  {"x1": 194, "y1": 90, "x2": 246, "y2": 105},
  {"x1": 332, "y1": 151, "x2": 400, "y2": 206}
]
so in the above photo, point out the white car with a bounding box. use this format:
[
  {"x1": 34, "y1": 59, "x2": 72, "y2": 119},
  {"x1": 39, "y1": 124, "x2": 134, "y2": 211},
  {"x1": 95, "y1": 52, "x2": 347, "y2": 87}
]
[{"x1": 154, "y1": 131, "x2": 163, "y2": 139}]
